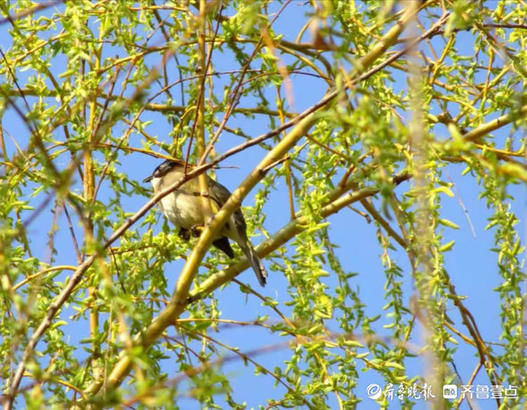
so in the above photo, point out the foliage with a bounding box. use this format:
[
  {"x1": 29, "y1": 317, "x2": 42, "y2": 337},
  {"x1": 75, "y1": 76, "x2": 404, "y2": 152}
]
[{"x1": 0, "y1": 0, "x2": 525, "y2": 408}]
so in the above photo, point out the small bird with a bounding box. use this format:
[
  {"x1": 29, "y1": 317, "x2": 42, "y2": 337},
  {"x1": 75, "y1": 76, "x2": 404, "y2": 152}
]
[{"x1": 143, "y1": 159, "x2": 267, "y2": 286}]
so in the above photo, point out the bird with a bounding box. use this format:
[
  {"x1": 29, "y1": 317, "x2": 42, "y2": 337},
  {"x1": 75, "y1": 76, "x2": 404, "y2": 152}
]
[{"x1": 143, "y1": 159, "x2": 267, "y2": 286}]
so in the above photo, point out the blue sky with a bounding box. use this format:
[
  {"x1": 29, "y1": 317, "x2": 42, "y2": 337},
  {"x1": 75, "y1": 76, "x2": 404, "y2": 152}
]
[{"x1": 1, "y1": 1, "x2": 525, "y2": 409}]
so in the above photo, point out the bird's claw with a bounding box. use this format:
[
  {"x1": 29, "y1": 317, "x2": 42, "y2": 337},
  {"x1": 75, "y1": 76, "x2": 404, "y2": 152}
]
[
  {"x1": 178, "y1": 228, "x2": 191, "y2": 241},
  {"x1": 178, "y1": 226, "x2": 204, "y2": 241},
  {"x1": 191, "y1": 225, "x2": 204, "y2": 237}
]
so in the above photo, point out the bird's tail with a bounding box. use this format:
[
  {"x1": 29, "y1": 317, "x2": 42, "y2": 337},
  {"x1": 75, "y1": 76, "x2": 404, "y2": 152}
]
[{"x1": 241, "y1": 244, "x2": 267, "y2": 287}]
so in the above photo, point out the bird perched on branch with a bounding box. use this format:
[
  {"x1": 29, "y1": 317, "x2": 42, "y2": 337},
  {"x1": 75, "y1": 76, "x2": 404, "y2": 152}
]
[{"x1": 143, "y1": 159, "x2": 267, "y2": 286}]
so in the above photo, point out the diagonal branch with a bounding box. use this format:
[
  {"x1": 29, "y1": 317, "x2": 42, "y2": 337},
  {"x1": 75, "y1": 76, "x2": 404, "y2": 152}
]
[
  {"x1": 93, "y1": 111, "x2": 320, "y2": 397},
  {"x1": 189, "y1": 172, "x2": 410, "y2": 302}
]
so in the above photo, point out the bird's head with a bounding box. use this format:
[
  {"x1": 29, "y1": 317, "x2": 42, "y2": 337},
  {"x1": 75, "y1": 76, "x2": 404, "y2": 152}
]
[{"x1": 143, "y1": 159, "x2": 186, "y2": 183}]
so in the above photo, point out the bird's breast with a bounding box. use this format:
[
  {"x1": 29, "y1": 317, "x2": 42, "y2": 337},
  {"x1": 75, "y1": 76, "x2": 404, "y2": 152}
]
[{"x1": 160, "y1": 191, "x2": 207, "y2": 229}]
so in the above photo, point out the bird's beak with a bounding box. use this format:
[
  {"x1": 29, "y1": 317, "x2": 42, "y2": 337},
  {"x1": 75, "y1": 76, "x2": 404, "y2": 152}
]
[{"x1": 143, "y1": 175, "x2": 153, "y2": 183}]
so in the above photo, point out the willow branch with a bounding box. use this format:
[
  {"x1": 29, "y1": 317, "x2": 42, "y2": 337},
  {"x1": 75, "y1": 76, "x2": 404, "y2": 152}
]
[
  {"x1": 83, "y1": 2, "x2": 434, "y2": 397},
  {"x1": 462, "y1": 105, "x2": 527, "y2": 142},
  {"x1": 189, "y1": 172, "x2": 410, "y2": 301}
]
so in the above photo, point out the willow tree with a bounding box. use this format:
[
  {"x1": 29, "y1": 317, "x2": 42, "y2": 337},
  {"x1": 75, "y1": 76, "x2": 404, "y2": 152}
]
[{"x1": 0, "y1": 0, "x2": 525, "y2": 408}]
